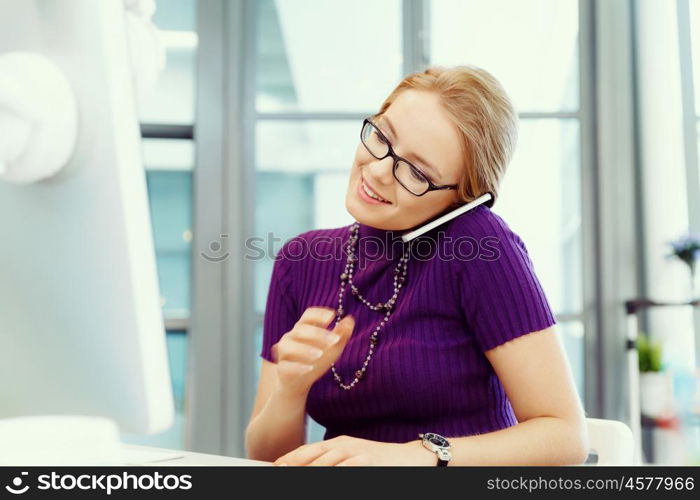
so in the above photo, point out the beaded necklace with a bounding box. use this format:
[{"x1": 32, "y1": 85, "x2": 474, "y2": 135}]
[{"x1": 330, "y1": 222, "x2": 412, "y2": 390}]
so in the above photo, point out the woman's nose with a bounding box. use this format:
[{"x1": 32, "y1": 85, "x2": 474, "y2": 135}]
[{"x1": 367, "y1": 156, "x2": 395, "y2": 185}]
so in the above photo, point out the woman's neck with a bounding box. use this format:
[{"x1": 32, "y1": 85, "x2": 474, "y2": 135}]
[{"x1": 357, "y1": 221, "x2": 406, "y2": 241}]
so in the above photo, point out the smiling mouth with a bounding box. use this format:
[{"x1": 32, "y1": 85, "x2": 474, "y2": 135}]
[{"x1": 361, "y1": 177, "x2": 391, "y2": 203}]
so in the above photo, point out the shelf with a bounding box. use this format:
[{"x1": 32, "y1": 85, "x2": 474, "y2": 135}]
[{"x1": 625, "y1": 298, "x2": 700, "y2": 314}]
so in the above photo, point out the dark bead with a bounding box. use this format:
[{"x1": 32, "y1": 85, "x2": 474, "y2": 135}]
[
  {"x1": 340, "y1": 273, "x2": 348, "y2": 281},
  {"x1": 398, "y1": 276, "x2": 406, "y2": 283},
  {"x1": 351, "y1": 287, "x2": 358, "y2": 295},
  {"x1": 376, "y1": 302, "x2": 384, "y2": 311},
  {"x1": 370, "y1": 334, "x2": 378, "y2": 345},
  {"x1": 355, "y1": 370, "x2": 364, "y2": 379},
  {"x1": 393, "y1": 267, "x2": 400, "y2": 275}
]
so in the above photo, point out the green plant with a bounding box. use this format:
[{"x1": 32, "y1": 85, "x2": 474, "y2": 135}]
[{"x1": 637, "y1": 333, "x2": 663, "y2": 372}]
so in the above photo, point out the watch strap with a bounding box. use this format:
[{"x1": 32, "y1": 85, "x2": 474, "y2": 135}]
[{"x1": 436, "y1": 446, "x2": 451, "y2": 467}]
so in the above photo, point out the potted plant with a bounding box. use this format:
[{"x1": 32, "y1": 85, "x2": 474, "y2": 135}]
[{"x1": 637, "y1": 333, "x2": 673, "y2": 418}]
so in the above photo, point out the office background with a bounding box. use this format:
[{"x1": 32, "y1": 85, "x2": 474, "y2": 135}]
[{"x1": 127, "y1": 0, "x2": 700, "y2": 464}]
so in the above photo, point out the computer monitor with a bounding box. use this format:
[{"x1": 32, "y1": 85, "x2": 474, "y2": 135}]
[{"x1": 0, "y1": 0, "x2": 174, "y2": 443}]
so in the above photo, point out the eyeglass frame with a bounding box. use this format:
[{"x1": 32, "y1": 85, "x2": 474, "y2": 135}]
[{"x1": 360, "y1": 117, "x2": 459, "y2": 197}]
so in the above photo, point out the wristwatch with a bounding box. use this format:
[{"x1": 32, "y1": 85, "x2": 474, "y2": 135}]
[{"x1": 418, "y1": 432, "x2": 452, "y2": 466}]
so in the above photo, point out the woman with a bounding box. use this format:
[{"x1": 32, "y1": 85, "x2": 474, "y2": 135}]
[{"x1": 245, "y1": 65, "x2": 589, "y2": 466}]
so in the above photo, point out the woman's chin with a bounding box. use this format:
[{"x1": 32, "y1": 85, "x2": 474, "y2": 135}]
[
  {"x1": 345, "y1": 188, "x2": 404, "y2": 230},
  {"x1": 345, "y1": 199, "x2": 365, "y2": 223}
]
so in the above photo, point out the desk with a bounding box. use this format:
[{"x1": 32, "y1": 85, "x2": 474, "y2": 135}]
[{"x1": 120, "y1": 444, "x2": 271, "y2": 466}]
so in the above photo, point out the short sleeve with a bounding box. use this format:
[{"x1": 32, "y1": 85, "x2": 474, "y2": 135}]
[
  {"x1": 259, "y1": 240, "x2": 300, "y2": 363},
  {"x1": 453, "y1": 210, "x2": 557, "y2": 352}
]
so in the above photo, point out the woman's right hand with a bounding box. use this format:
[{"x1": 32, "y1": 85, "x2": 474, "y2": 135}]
[{"x1": 271, "y1": 306, "x2": 355, "y2": 398}]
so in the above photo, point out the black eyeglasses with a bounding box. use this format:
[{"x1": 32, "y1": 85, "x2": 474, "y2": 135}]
[{"x1": 360, "y1": 117, "x2": 459, "y2": 196}]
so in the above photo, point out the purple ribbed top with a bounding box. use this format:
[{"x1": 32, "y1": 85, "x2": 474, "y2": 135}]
[{"x1": 260, "y1": 204, "x2": 556, "y2": 443}]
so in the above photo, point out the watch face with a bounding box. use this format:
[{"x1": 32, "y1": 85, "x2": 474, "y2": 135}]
[{"x1": 426, "y1": 433, "x2": 449, "y2": 448}]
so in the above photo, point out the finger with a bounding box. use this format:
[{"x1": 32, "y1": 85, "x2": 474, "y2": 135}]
[
  {"x1": 274, "y1": 442, "x2": 327, "y2": 466},
  {"x1": 326, "y1": 315, "x2": 355, "y2": 354},
  {"x1": 308, "y1": 449, "x2": 349, "y2": 466},
  {"x1": 302, "y1": 316, "x2": 354, "y2": 367},
  {"x1": 275, "y1": 339, "x2": 324, "y2": 364},
  {"x1": 295, "y1": 307, "x2": 337, "y2": 329},
  {"x1": 331, "y1": 314, "x2": 355, "y2": 340},
  {"x1": 273, "y1": 443, "x2": 310, "y2": 465},
  {"x1": 291, "y1": 323, "x2": 343, "y2": 350}
]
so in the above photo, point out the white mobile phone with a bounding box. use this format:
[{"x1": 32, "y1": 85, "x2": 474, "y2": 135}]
[{"x1": 400, "y1": 192, "x2": 493, "y2": 243}]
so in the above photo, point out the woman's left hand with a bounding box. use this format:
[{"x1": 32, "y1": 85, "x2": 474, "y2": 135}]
[{"x1": 272, "y1": 435, "x2": 434, "y2": 466}]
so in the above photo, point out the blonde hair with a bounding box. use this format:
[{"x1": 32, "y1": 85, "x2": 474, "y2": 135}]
[{"x1": 373, "y1": 65, "x2": 518, "y2": 208}]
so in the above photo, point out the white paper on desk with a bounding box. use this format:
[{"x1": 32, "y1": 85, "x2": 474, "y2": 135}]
[{"x1": 119, "y1": 448, "x2": 185, "y2": 465}]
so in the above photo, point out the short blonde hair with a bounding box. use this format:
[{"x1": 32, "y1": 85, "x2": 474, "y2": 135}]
[{"x1": 373, "y1": 65, "x2": 518, "y2": 208}]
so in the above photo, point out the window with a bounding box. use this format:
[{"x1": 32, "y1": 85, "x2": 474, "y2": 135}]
[
  {"x1": 252, "y1": 0, "x2": 586, "y2": 442},
  {"x1": 256, "y1": 0, "x2": 402, "y2": 113},
  {"x1": 430, "y1": 0, "x2": 584, "y2": 398}
]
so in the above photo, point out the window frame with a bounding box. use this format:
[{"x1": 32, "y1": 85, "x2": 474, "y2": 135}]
[{"x1": 188, "y1": 0, "x2": 618, "y2": 457}]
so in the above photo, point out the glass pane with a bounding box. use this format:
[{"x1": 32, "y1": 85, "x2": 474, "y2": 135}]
[
  {"x1": 256, "y1": 120, "x2": 359, "y2": 172},
  {"x1": 120, "y1": 330, "x2": 188, "y2": 450},
  {"x1": 314, "y1": 172, "x2": 355, "y2": 229},
  {"x1": 153, "y1": 0, "x2": 196, "y2": 30},
  {"x1": 140, "y1": 0, "x2": 198, "y2": 124},
  {"x1": 253, "y1": 171, "x2": 353, "y2": 316},
  {"x1": 691, "y1": 0, "x2": 700, "y2": 115},
  {"x1": 492, "y1": 119, "x2": 582, "y2": 315},
  {"x1": 253, "y1": 172, "x2": 314, "y2": 314},
  {"x1": 429, "y1": 0, "x2": 579, "y2": 112},
  {"x1": 255, "y1": 0, "x2": 402, "y2": 112},
  {"x1": 166, "y1": 331, "x2": 189, "y2": 414},
  {"x1": 558, "y1": 321, "x2": 585, "y2": 400},
  {"x1": 145, "y1": 171, "x2": 193, "y2": 318},
  {"x1": 154, "y1": 253, "x2": 192, "y2": 317}
]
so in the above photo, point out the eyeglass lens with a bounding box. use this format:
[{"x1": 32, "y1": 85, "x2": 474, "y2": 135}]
[{"x1": 361, "y1": 121, "x2": 430, "y2": 196}]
